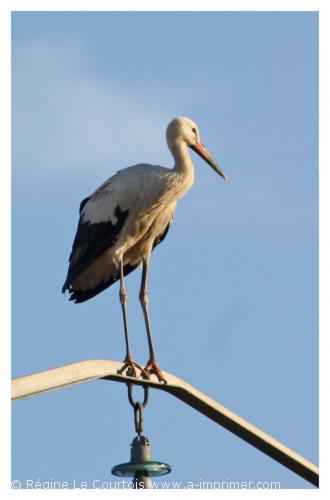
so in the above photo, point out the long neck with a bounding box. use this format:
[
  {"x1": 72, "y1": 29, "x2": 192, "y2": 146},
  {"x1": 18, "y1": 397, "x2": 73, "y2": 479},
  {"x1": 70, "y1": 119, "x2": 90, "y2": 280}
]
[{"x1": 171, "y1": 140, "x2": 195, "y2": 191}]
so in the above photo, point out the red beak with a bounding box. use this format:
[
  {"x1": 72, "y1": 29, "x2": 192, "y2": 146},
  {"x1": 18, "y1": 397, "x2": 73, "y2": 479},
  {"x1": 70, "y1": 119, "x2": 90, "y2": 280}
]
[{"x1": 190, "y1": 142, "x2": 227, "y2": 180}]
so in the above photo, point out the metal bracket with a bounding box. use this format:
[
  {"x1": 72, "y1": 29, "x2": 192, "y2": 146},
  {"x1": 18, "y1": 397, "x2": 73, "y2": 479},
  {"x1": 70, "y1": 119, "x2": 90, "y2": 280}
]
[{"x1": 11, "y1": 359, "x2": 319, "y2": 487}]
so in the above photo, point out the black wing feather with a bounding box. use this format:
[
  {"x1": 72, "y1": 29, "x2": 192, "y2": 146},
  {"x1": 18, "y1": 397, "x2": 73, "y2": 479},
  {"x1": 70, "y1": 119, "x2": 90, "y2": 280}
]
[
  {"x1": 67, "y1": 262, "x2": 139, "y2": 303},
  {"x1": 79, "y1": 196, "x2": 91, "y2": 214},
  {"x1": 62, "y1": 205, "x2": 129, "y2": 293},
  {"x1": 63, "y1": 203, "x2": 174, "y2": 303}
]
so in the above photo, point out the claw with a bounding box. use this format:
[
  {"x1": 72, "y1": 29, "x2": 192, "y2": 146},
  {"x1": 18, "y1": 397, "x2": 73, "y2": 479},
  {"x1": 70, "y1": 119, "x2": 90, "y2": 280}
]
[
  {"x1": 118, "y1": 355, "x2": 150, "y2": 380},
  {"x1": 145, "y1": 357, "x2": 167, "y2": 384}
]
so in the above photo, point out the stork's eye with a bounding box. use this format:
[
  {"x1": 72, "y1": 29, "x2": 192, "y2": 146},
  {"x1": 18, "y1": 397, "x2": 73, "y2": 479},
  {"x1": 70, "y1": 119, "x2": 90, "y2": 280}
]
[{"x1": 192, "y1": 127, "x2": 197, "y2": 135}]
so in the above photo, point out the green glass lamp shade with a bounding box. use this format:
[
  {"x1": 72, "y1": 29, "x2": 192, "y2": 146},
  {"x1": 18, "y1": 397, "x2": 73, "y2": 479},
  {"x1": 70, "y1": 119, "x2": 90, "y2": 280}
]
[{"x1": 111, "y1": 435, "x2": 171, "y2": 479}]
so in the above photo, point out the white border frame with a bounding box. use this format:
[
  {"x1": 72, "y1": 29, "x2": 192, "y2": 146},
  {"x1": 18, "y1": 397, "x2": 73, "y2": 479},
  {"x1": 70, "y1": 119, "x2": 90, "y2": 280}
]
[{"x1": 2, "y1": 1, "x2": 328, "y2": 498}]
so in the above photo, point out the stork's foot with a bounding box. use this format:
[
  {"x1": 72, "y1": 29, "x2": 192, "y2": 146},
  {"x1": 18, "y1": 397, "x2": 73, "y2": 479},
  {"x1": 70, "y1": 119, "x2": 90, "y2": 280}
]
[
  {"x1": 145, "y1": 357, "x2": 167, "y2": 384},
  {"x1": 118, "y1": 355, "x2": 149, "y2": 380}
]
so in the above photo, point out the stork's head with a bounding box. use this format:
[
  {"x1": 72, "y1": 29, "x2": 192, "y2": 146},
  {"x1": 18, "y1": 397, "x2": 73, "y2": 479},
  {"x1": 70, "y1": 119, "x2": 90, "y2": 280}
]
[{"x1": 166, "y1": 116, "x2": 227, "y2": 180}]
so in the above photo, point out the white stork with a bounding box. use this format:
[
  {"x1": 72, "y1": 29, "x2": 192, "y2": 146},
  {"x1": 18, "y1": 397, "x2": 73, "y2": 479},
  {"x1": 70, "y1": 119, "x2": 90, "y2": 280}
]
[{"x1": 62, "y1": 116, "x2": 227, "y2": 382}]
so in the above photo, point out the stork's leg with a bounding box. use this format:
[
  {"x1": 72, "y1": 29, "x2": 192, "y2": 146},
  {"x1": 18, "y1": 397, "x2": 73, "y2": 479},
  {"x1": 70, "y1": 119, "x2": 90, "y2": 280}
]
[
  {"x1": 118, "y1": 257, "x2": 148, "y2": 379},
  {"x1": 140, "y1": 258, "x2": 167, "y2": 383}
]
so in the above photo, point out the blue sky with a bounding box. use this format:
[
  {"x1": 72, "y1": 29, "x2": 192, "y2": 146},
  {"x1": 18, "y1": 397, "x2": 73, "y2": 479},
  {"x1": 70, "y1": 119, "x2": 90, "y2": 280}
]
[{"x1": 12, "y1": 11, "x2": 318, "y2": 489}]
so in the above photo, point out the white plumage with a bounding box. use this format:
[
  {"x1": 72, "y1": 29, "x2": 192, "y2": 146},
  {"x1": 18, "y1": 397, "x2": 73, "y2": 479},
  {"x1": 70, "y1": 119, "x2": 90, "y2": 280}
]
[{"x1": 63, "y1": 116, "x2": 226, "y2": 382}]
